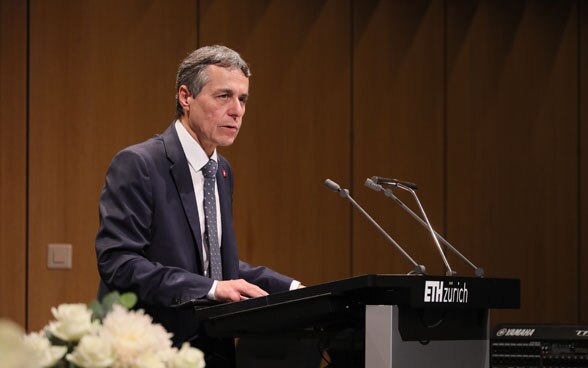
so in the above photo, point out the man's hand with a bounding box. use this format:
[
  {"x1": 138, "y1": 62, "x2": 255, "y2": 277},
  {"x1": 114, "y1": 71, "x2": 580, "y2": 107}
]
[{"x1": 214, "y1": 279, "x2": 269, "y2": 302}]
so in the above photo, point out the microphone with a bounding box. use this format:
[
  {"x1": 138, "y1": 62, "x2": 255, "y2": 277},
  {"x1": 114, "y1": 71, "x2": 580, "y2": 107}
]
[
  {"x1": 324, "y1": 178, "x2": 345, "y2": 194},
  {"x1": 365, "y1": 177, "x2": 484, "y2": 277},
  {"x1": 365, "y1": 177, "x2": 454, "y2": 276},
  {"x1": 371, "y1": 176, "x2": 418, "y2": 190},
  {"x1": 323, "y1": 179, "x2": 426, "y2": 275},
  {"x1": 364, "y1": 178, "x2": 383, "y2": 192}
]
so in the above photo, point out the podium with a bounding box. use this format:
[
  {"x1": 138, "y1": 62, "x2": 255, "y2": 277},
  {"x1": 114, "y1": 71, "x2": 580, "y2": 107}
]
[{"x1": 193, "y1": 274, "x2": 520, "y2": 367}]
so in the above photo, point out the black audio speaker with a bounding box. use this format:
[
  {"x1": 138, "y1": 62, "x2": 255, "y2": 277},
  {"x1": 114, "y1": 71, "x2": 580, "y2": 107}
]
[{"x1": 491, "y1": 324, "x2": 588, "y2": 367}]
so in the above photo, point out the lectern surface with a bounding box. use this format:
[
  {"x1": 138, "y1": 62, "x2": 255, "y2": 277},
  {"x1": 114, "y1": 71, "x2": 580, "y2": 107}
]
[{"x1": 192, "y1": 274, "x2": 519, "y2": 338}]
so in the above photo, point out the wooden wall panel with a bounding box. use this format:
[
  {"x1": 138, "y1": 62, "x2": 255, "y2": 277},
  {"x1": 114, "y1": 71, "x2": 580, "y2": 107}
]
[
  {"x1": 199, "y1": 0, "x2": 352, "y2": 286},
  {"x1": 0, "y1": 0, "x2": 27, "y2": 325},
  {"x1": 28, "y1": 0, "x2": 196, "y2": 331},
  {"x1": 1, "y1": 0, "x2": 581, "y2": 331},
  {"x1": 447, "y1": 0, "x2": 578, "y2": 323},
  {"x1": 353, "y1": 0, "x2": 446, "y2": 276},
  {"x1": 581, "y1": 0, "x2": 588, "y2": 324}
]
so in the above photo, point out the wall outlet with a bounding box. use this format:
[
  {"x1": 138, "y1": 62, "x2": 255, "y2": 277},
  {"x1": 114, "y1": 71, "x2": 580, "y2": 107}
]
[{"x1": 47, "y1": 243, "x2": 72, "y2": 269}]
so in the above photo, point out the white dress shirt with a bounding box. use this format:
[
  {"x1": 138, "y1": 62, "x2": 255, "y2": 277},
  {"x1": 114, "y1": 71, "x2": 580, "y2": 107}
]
[
  {"x1": 175, "y1": 121, "x2": 300, "y2": 298},
  {"x1": 175, "y1": 121, "x2": 221, "y2": 298}
]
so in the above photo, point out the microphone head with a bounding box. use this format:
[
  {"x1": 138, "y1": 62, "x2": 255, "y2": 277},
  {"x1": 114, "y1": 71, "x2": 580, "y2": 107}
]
[
  {"x1": 396, "y1": 179, "x2": 418, "y2": 190},
  {"x1": 372, "y1": 176, "x2": 418, "y2": 190},
  {"x1": 364, "y1": 178, "x2": 382, "y2": 192},
  {"x1": 323, "y1": 179, "x2": 341, "y2": 192},
  {"x1": 372, "y1": 176, "x2": 396, "y2": 185}
]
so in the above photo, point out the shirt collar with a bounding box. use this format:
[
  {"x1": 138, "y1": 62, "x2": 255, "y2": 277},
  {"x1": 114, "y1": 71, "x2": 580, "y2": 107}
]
[{"x1": 175, "y1": 120, "x2": 218, "y2": 172}]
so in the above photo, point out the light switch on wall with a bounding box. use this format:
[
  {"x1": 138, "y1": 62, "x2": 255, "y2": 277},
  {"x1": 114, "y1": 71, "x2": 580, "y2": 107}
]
[{"x1": 48, "y1": 243, "x2": 72, "y2": 269}]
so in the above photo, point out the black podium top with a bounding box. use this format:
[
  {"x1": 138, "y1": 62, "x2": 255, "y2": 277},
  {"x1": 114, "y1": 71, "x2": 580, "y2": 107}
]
[{"x1": 192, "y1": 274, "x2": 519, "y2": 338}]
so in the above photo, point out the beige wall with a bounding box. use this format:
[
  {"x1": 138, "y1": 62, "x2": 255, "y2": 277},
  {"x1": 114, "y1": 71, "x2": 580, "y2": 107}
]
[{"x1": 0, "y1": 0, "x2": 586, "y2": 330}]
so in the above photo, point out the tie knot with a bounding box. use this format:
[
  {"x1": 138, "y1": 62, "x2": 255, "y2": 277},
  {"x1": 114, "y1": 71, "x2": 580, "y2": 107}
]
[{"x1": 202, "y1": 159, "x2": 218, "y2": 178}]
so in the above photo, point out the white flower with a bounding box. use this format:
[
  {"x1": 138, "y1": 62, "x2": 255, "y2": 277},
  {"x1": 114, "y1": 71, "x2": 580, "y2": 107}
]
[
  {"x1": 0, "y1": 318, "x2": 25, "y2": 348},
  {"x1": 22, "y1": 332, "x2": 67, "y2": 368},
  {"x1": 46, "y1": 303, "x2": 95, "y2": 342},
  {"x1": 101, "y1": 305, "x2": 173, "y2": 368},
  {"x1": 67, "y1": 334, "x2": 116, "y2": 368},
  {"x1": 168, "y1": 343, "x2": 205, "y2": 368},
  {"x1": 2, "y1": 298, "x2": 206, "y2": 368},
  {"x1": 134, "y1": 352, "x2": 166, "y2": 368},
  {"x1": 0, "y1": 319, "x2": 27, "y2": 368}
]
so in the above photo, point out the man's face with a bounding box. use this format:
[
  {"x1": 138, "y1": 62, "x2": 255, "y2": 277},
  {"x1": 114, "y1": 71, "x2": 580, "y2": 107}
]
[{"x1": 180, "y1": 65, "x2": 249, "y2": 155}]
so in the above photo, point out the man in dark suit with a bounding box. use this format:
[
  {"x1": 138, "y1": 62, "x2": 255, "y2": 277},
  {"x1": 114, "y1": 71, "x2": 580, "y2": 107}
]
[{"x1": 95, "y1": 45, "x2": 301, "y2": 366}]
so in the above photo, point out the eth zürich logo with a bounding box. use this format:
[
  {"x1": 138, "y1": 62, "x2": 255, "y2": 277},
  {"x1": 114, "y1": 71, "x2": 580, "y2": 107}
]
[{"x1": 423, "y1": 281, "x2": 469, "y2": 303}]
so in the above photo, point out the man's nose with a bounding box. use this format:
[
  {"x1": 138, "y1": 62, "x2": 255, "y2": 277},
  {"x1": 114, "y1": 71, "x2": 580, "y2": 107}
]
[{"x1": 228, "y1": 98, "x2": 245, "y2": 118}]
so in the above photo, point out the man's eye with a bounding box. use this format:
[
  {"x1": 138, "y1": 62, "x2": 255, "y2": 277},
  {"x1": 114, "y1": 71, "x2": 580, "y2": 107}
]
[{"x1": 218, "y1": 94, "x2": 229, "y2": 100}]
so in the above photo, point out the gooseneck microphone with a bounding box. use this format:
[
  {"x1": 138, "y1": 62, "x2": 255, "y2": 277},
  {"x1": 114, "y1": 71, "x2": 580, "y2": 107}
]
[
  {"x1": 367, "y1": 177, "x2": 454, "y2": 276},
  {"x1": 324, "y1": 178, "x2": 345, "y2": 194},
  {"x1": 324, "y1": 179, "x2": 426, "y2": 275},
  {"x1": 371, "y1": 176, "x2": 418, "y2": 190},
  {"x1": 365, "y1": 177, "x2": 484, "y2": 277}
]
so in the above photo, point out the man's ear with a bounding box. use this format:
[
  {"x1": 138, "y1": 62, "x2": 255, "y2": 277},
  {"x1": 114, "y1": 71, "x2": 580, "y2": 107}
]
[{"x1": 178, "y1": 85, "x2": 191, "y2": 112}]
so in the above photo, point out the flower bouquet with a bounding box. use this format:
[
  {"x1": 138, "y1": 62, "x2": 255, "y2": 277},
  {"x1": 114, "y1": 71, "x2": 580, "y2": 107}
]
[{"x1": 0, "y1": 292, "x2": 205, "y2": 368}]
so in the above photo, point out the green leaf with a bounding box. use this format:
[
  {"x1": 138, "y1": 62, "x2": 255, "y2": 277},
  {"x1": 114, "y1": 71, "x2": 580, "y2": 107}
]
[
  {"x1": 88, "y1": 299, "x2": 105, "y2": 321},
  {"x1": 90, "y1": 291, "x2": 139, "y2": 319},
  {"x1": 102, "y1": 291, "x2": 121, "y2": 313},
  {"x1": 119, "y1": 292, "x2": 137, "y2": 309},
  {"x1": 46, "y1": 331, "x2": 68, "y2": 346}
]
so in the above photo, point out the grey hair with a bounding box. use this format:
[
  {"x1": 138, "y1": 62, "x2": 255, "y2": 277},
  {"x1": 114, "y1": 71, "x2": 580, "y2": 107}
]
[{"x1": 175, "y1": 45, "x2": 251, "y2": 118}]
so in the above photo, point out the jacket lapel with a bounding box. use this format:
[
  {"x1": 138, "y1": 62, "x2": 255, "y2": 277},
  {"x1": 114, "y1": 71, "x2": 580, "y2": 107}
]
[
  {"x1": 161, "y1": 123, "x2": 205, "y2": 271},
  {"x1": 216, "y1": 156, "x2": 238, "y2": 279}
]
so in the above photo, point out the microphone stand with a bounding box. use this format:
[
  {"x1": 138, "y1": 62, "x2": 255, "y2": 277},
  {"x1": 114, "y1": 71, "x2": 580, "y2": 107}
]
[
  {"x1": 365, "y1": 178, "x2": 484, "y2": 277},
  {"x1": 324, "y1": 179, "x2": 426, "y2": 275}
]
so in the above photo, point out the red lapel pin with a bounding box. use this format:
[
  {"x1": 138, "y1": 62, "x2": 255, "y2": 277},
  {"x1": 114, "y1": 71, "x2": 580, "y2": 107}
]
[{"x1": 222, "y1": 168, "x2": 227, "y2": 178}]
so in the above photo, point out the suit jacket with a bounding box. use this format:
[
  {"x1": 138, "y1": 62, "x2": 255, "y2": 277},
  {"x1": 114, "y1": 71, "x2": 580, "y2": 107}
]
[{"x1": 96, "y1": 123, "x2": 293, "y2": 345}]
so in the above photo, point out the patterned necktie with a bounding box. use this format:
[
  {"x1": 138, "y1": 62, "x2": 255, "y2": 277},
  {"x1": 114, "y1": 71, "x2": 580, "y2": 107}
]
[{"x1": 202, "y1": 159, "x2": 222, "y2": 280}]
